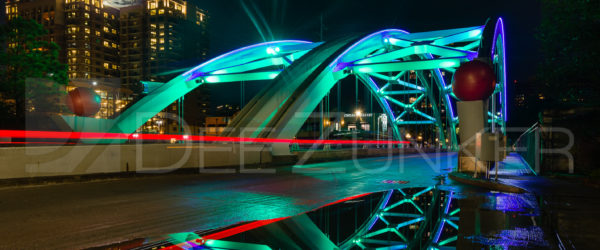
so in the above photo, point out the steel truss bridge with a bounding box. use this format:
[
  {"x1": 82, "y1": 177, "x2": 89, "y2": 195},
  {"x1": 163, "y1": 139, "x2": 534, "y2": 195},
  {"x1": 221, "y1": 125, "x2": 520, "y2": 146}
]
[{"x1": 63, "y1": 17, "x2": 507, "y2": 155}]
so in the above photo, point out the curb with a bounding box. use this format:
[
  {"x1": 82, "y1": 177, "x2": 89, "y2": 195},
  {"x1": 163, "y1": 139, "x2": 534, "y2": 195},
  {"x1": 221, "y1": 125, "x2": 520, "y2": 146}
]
[{"x1": 449, "y1": 171, "x2": 526, "y2": 193}]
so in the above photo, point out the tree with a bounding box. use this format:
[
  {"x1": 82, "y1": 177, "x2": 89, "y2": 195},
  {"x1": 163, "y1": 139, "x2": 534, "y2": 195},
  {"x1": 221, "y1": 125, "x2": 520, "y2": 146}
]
[
  {"x1": 537, "y1": 0, "x2": 600, "y2": 106},
  {"x1": 0, "y1": 17, "x2": 68, "y2": 128}
]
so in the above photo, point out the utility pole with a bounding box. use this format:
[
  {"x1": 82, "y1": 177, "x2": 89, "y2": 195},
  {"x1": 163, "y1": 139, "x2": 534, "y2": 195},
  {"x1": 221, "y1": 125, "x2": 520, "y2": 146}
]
[
  {"x1": 319, "y1": 13, "x2": 324, "y2": 139},
  {"x1": 319, "y1": 13, "x2": 324, "y2": 41},
  {"x1": 240, "y1": 81, "x2": 245, "y2": 108}
]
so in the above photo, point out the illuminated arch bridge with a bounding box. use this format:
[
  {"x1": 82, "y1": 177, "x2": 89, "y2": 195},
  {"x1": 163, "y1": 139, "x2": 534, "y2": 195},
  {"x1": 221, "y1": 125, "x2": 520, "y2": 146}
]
[{"x1": 63, "y1": 17, "x2": 507, "y2": 155}]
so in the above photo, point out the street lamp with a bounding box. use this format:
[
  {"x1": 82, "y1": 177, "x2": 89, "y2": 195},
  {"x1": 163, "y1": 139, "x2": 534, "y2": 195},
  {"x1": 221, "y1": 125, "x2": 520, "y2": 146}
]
[{"x1": 355, "y1": 110, "x2": 362, "y2": 117}]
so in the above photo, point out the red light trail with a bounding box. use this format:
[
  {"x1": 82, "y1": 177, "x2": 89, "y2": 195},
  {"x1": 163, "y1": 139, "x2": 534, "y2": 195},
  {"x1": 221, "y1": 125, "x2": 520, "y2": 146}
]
[
  {"x1": 162, "y1": 192, "x2": 374, "y2": 250},
  {"x1": 0, "y1": 130, "x2": 409, "y2": 145}
]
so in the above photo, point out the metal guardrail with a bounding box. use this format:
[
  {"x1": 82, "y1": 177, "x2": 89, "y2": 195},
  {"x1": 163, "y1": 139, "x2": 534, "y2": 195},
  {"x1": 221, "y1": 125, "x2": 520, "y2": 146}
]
[{"x1": 512, "y1": 122, "x2": 541, "y2": 175}]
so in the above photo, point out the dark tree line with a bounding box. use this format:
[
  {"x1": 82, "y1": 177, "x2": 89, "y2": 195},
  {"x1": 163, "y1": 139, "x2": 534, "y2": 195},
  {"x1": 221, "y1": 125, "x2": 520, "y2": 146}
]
[
  {"x1": 537, "y1": 0, "x2": 600, "y2": 106},
  {"x1": 0, "y1": 17, "x2": 67, "y2": 128}
]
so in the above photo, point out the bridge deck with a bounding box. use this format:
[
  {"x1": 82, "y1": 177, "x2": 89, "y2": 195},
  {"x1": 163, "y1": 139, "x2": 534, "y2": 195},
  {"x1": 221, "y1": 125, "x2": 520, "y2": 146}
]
[{"x1": 0, "y1": 152, "x2": 540, "y2": 249}]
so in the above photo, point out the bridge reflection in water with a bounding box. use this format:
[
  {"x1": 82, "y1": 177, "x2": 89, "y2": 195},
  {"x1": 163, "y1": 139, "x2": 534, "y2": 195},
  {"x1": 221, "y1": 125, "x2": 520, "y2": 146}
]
[{"x1": 133, "y1": 184, "x2": 549, "y2": 250}]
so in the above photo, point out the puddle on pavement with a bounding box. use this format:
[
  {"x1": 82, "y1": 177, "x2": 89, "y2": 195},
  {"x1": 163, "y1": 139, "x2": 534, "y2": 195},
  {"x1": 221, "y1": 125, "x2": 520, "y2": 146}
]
[{"x1": 117, "y1": 184, "x2": 558, "y2": 250}]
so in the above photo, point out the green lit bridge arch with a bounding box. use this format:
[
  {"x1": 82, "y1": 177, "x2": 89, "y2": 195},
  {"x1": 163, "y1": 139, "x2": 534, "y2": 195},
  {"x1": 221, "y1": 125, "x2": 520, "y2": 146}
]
[{"x1": 62, "y1": 17, "x2": 508, "y2": 154}]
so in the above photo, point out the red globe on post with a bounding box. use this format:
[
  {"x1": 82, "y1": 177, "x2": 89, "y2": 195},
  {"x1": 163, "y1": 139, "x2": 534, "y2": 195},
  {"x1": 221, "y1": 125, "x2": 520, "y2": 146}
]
[
  {"x1": 452, "y1": 60, "x2": 496, "y2": 101},
  {"x1": 66, "y1": 87, "x2": 101, "y2": 117}
]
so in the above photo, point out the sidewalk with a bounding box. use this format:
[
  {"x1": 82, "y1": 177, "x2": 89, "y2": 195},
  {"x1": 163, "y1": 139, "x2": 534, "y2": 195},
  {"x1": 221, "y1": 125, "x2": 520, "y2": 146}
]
[
  {"x1": 449, "y1": 153, "x2": 531, "y2": 193},
  {"x1": 452, "y1": 153, "x2": 600, "y2": 249}
]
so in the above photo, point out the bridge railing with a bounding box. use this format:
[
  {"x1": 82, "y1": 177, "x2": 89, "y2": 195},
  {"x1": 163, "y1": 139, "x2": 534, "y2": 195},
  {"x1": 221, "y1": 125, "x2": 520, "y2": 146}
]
[{"x1": 511, "y1": 122, "x2": 541, "y2": 174}]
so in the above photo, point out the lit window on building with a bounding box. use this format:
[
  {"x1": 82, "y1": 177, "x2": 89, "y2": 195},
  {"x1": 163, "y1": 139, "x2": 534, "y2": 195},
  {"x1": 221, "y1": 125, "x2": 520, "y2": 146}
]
[{"x1": 196, "y1": 11, "x2": 204, "y2": 25}]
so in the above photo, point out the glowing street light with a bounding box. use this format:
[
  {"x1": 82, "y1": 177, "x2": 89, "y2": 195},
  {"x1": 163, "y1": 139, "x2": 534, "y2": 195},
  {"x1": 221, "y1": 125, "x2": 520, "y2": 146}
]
[{"x1": 355, "y1": 110, "x2": 362, "y2": 117}]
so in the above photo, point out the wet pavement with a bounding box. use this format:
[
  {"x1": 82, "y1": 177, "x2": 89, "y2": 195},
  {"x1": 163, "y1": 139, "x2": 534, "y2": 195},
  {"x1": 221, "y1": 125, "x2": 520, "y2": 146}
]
[
  {"x1": 130, "y1": 180, "x2": 563, "y2": 249},
  {"x1": 1, "y1": 152, "x2": 598, "y2": 249},
  {"x1": 0, "y1": 152, "x2": 456, "y2": 249}
]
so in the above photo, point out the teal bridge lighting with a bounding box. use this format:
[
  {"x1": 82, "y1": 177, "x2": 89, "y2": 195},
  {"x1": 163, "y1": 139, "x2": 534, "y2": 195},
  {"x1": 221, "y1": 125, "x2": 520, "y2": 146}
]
[
  {"x1": 62, "y1": 17, "x2": 508, "y2": 155},
  {"x1": 339, "y1": 186, "x2": 459, "y2": 249}
]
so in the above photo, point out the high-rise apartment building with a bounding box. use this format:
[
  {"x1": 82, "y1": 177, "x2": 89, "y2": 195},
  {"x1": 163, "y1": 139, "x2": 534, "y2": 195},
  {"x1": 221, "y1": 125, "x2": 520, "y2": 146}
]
[
  {"x1": 120, "y1": 0, "x2": 209, "y2": 134},
  {"x1": 5, "y1": 0, "x2": 208, "y2": 87},
  {"x1": 119, "y1": 4, "x2": 145, "y2": 89},
  {"x1": 4, "y1": 0, "x2": 209, "y2": 133},
  {"x1": 64, "y1": 0, "x2": 120, "y2": 79},
  {"x1": 5, "y1": 0, "x2": 67, "y2": 62},
  {"x1": 6, "y1": 0, "x2": 121, "y2": 79},
  {"x1": 120, "y1": 0, "x2": 208, "y2": 88}
]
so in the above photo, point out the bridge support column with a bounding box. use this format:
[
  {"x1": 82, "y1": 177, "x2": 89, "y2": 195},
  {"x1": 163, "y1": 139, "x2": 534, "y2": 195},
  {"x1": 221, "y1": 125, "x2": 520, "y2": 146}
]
[{"x1": 456, "y1": 100, "x2": 486, "y2": 173}]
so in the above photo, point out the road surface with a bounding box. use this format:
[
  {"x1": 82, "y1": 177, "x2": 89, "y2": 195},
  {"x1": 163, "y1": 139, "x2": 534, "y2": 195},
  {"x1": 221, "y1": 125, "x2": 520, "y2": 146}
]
[{"x1": 0, "y1": 152, "x2": 457, "y2": 249}]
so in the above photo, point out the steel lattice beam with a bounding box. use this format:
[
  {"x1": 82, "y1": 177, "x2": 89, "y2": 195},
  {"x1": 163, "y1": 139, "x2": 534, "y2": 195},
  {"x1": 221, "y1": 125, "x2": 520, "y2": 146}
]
[{"x1": 60, "y1": 18, "x2": 509, "y2": 155}]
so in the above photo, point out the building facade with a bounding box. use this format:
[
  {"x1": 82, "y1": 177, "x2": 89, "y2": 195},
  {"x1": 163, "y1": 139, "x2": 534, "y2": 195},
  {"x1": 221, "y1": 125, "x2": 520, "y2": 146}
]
[
  {"x1": 120, "y1": 0, "x2": 210, "y2": 134},
  {"x1": 120, "y1": 0, "x2": 208, "y2": 88},
  {"x1": 64, "y1": 0, "x2": 120, "y2": 79},
  {"x1": 5, "y1": 0, "x2": 67, "y2": 62},
  {"x1": 4, "y1": 0, "x2": 210, "y2": 134}
]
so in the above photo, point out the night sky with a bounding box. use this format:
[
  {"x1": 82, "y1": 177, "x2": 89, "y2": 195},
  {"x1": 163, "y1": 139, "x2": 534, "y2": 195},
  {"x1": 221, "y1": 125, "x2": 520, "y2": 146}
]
[{"x1": 197, "y1": 0, "x2": 542, "y2": 106}]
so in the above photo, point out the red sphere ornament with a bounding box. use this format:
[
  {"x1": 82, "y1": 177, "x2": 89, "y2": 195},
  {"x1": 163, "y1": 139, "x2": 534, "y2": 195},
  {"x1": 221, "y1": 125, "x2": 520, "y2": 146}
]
[
  {"x1": 452, "y1": 60, "x2": 496, "y2": 101},
  {"x1": 66, "y1": 87, "x2": 101, "y2": 117}
]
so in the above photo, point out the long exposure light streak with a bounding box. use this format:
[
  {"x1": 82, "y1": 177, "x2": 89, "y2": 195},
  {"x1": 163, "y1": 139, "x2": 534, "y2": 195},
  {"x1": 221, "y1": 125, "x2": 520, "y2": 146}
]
[
  {"x1": 0, "y1": 130, "x2": 409, "y2": 145},
  {"x1": 162, "y1": 192, "x2": 375, "y2": 250}
]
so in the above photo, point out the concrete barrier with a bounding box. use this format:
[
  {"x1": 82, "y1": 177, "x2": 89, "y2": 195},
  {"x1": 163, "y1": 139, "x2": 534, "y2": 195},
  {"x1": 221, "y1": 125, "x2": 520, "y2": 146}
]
[
  {"x1": 0, "y1": 143, "x2": 447, "y2": 181},
  {"x1": 0, "y1": 143, "x2": 272, "y2": 179},
  {"x1": 294, "y1": 147, "x2": 445, "y2": 163}
]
